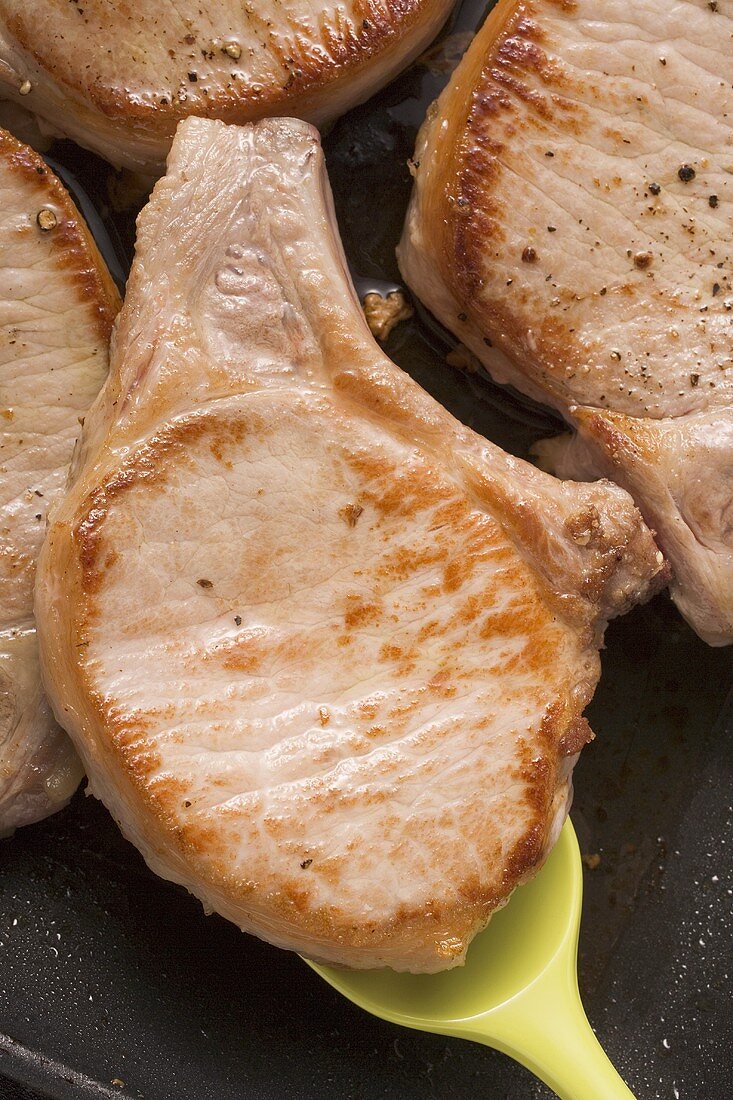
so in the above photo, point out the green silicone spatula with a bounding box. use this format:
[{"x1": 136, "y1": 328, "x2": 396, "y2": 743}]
[{"x1": 305, "y1": 819, "x2": 635, "y2": 1100}]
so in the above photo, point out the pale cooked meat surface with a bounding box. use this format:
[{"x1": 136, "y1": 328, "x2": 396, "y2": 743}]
[
  {"x1": 0, "y1": 0, "x2": 453, "y2": 174},
  {"x1": 398, "y1": 0, "x2": 733, "y2": 646},
  {"x1": 37, "y1": 117, "x2": 664, "y2": 971},
  {"x1": 0, "y1": 128, "x2": 119, "y2": 835}
]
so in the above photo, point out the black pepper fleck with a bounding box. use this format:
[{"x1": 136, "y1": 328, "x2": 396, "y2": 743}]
[
  {"x1": 649, "y1": 182, "x2": 661, "y2": 196},
  {"x1": 709, "y1": 194, "x2": 719, "y2": 208},
  {"x1": 678, "y1": 164, "x2": 696, "y2": 183}
]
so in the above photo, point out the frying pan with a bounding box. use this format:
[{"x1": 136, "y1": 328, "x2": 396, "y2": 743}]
[{"x1": 1, "y1": 2, "x2": 731, "y2": 1095}]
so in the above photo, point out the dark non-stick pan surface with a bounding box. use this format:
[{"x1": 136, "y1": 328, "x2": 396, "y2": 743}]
[{"x1": 1, "y1": 2, "x2": 732, "y2": 1096}]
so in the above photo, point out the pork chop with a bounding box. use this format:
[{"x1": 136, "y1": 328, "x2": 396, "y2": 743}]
[
  {"x1": 0, "y1": 0, "x2": 454, "y2": 174},
  {"x1": 36, "y1": 116, "x2": 664, "y2": 970},
  {"x1": 0, "y1": 128, "x2": 119, "y2": 835},
  {"x1": 398, "y1": 0, "x2": 733, "y2": 646}
]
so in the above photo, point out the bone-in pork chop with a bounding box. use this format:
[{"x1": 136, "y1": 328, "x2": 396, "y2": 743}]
[
  {"x1": 0, "y1": 128, "x2": 118, "y2": 835},
  {"x1": 0, "y1": 0, "x2": 454, "y2": 174},
  {"x1": 398, "y1": 0, "x2": 733, "y2": 645},
  {"x1": 36, "y1": 117, "x2": 664, "y2": 970}
]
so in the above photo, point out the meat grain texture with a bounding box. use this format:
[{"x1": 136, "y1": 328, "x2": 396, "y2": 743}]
[
  {"x1": 37, "y1": 117, "x2": 665, "y2": 971},
  {"x1": 0, "y1": 0, "x2": 453, "y2": 173},
  {"x1": 0, "y1": 128, "x2": 119, "y2": 835},
  {"x1": 399, "y1": 0, "x2": 733, "y2": 645}
]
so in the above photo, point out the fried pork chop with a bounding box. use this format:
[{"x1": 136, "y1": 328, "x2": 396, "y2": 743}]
[
  {"x1": 37, "y1": 117, "x2": 664, "y2": 970},
  {"x1": 0, "y1": 128, "x2": 118, "y2": 835},
  {"x1": 399, "y1": 0, "x2": 733, "y2": 645},
  {"x1": 0, "y1": 0, "x2": 454, "y2": 174}
]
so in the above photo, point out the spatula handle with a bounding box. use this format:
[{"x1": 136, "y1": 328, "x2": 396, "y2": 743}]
[{"x1": 459, "y1": 960, "x2": 636, "y2": 1099}]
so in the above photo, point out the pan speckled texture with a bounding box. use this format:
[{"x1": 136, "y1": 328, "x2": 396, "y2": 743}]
[{"x1": 0, "y1": 0, "x2": 731, "y2": 1096}]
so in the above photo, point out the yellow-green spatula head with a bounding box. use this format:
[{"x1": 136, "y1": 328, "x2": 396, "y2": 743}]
[{"x1": 305, "y1": 820, "x2": 636, "y2": 1100}]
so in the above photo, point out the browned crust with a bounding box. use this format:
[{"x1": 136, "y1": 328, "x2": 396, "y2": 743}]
[
  {"x1": 413, "y1": 1, "x2": 606, "y2": 412},
  {"x1": 444, "y1": 1, "x2": 576, "y2": 406},
  {"x1": 424, "y1": 0, "x2": 522, "y2": 289},
  {"x1": 0, "y1": 127, "x2": 120, "y2": 337},
  {"x1": 5, "y1": 0, "x2": 449, "y2": 136},
  {"x1": 422, "y1": 0, "x2": 729, "y2": 416},
  {"x1": 452, "y1": 6, "x2": 574, "y2": 281},
  {"x1": 404, "y1": 2, "x2": 587, "y2": 408},
  {"x1": 170, "y1": 681, "x2": 578, "y2": 952},
  {"x1": 56, "y1": 407, "x2": 594, "y2": 958}
]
